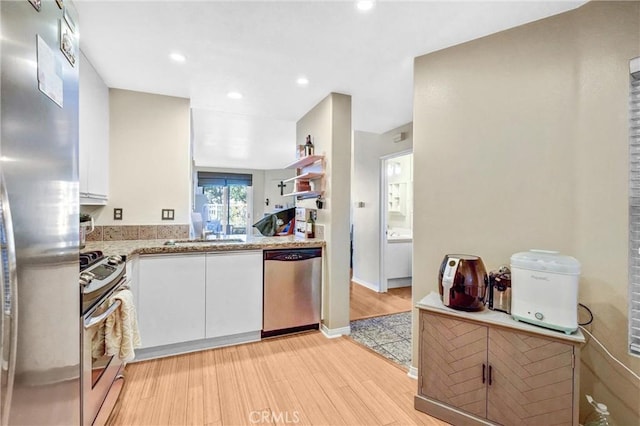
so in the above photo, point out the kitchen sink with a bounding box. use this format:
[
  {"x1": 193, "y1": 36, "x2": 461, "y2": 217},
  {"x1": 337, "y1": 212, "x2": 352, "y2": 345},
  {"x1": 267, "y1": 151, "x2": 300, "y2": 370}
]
[{"x1": 164, "y1": 239, "x2": 244, "y2": 246}]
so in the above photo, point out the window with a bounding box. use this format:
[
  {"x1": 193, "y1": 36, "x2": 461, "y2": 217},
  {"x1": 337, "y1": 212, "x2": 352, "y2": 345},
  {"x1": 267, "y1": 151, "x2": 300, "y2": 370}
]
[
  {"x1": 629, "y1": 61, "x2": 640, "y2": 356},
  {"x1": 197, "y1": 172, "x2": 252, "y2": 236}
]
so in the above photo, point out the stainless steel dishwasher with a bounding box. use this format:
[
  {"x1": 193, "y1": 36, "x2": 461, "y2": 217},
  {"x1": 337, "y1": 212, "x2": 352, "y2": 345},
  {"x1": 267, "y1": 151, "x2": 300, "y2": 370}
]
[{"x1": 263, "y1": 248, "x2": 322, "y2": 337}]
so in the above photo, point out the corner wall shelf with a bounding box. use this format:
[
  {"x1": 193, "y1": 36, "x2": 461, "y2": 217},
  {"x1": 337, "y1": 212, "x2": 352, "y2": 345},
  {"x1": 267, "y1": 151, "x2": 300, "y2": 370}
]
[
  {"x1": 282, "y1": 171, "x2": 324, "y2": 183},
  {"x1": 284, "y1": 190, "x2": 323, "y2": 199},
  {"x1": 284, "y1": 153, "x2": 324, "y2": 200},
  {"x1": 284, "y1": 154, "x2": 324, "y2": 169}
]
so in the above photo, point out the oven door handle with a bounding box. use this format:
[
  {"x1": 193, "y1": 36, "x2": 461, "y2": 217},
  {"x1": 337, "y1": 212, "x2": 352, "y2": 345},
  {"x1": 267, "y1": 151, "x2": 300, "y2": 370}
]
[{"x1": 84, "y1": 300, "x2": 121, "y2": 329}]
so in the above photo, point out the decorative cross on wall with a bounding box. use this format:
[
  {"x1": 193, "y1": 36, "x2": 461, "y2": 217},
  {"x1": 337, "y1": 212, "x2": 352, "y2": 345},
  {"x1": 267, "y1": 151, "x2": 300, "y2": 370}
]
[{"x1": 277, "y1": 181, "x2": 287, "y2": 196}]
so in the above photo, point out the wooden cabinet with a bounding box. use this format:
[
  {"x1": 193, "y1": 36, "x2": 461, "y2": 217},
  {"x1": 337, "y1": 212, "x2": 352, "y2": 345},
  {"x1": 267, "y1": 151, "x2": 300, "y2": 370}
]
[
  {"x1": 415, "y1": 300, "x2": 582, "y2": 426},
  {"x1": 137, "y1": 254, "x2": 206, "y2": 348},
  {"x1": 205, "y1": 251, "x2": 262, "y2": 338},
  {"x1": 79, "y1": 51, "x2": 109, "y2": 205},
  {"x1": 283, "y1": 154, "x2": 324, "y2": 199}
]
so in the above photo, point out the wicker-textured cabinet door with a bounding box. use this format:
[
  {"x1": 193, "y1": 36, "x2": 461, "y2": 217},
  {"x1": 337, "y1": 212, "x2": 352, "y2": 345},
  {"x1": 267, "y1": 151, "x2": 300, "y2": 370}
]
[
  {"x1": 487, "y1": 327, "x2": 574, "y2": 426},
  {"x1": 419, "y1": 311, "x2": 488, "y2": 418}
]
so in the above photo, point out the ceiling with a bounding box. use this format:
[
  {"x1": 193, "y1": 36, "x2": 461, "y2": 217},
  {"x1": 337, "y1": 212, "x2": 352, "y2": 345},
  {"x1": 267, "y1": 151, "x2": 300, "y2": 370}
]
[{"x1": 75, "y1": 0, "x2": 585, "y2": 170}]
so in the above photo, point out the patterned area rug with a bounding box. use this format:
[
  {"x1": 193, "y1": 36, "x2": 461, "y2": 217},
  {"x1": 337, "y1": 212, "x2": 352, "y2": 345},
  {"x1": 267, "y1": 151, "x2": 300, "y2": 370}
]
[{"x1": 349, "y1": 311, "x2": 412, "y2": 368}]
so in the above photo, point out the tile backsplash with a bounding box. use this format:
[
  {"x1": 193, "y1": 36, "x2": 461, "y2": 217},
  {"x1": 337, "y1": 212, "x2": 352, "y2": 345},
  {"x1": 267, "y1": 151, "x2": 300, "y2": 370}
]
[{"x1": 86, "y1": 224, "x2": 189, "y2": 241}]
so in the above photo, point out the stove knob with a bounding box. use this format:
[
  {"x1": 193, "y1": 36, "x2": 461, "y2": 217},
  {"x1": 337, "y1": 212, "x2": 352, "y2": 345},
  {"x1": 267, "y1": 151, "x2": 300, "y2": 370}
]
[
  {"x1": 79, "y1": 271, "x2": 95, "y2": 287},
  {"x1": 107, "y1": 255, "x2": 123, "y2": 265}
]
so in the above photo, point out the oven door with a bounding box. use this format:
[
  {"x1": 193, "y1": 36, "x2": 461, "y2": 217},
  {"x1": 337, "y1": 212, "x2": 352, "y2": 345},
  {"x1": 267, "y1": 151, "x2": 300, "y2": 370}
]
[{"x1": 82, "y1": 282, "x2": 125, "y2": 426}]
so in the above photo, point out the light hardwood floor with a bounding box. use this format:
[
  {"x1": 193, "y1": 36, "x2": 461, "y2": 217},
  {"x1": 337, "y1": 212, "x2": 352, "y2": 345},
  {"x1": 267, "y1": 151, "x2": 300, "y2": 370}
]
[
  {"x1": 108, "y1": 332, "x2": 446, "y2": 426},
  {"x1": 350, "y1": 282, "x2": 412, "y2": 321}
]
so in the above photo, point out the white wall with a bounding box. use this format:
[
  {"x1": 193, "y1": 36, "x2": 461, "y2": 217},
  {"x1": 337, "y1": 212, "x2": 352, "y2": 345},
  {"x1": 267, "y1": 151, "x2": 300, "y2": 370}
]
[
  {"x1": 296, "y1": 93, "x2": 352, "y2": 331},
  {"x1": 263, "y1": 168, "x2": 296, "y2": 215},
  {"x1": 352, "y1": 123, "x2": 413, "y2": 290},
  {"x1": 92, "y1": 89, "x2": 191, "y2": 225},
  {"x1": 412, "y1": 2, "x2": 639, "y2": 424}
]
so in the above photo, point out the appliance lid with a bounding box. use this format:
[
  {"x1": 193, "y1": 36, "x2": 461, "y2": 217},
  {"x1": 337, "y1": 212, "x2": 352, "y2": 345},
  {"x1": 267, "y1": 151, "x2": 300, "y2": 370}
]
[
  {"x1": 510, "y1": 249, "x2": 580, "y2": 274},
  {"x1": 444, "y1": 254, "x2": 481, "y2": 261}
]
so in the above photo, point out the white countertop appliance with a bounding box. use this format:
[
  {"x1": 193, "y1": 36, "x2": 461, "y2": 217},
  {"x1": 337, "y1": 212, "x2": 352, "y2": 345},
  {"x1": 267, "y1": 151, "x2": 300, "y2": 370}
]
[{"x1": 510, "y1": 249, "x2": 581, "y2": 334}]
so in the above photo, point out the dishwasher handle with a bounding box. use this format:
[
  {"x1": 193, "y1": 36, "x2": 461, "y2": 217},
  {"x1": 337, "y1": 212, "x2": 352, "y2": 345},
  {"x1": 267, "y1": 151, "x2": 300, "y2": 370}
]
[{"x1": 264, "y1": 248, "x2": 322, "y2": 262}]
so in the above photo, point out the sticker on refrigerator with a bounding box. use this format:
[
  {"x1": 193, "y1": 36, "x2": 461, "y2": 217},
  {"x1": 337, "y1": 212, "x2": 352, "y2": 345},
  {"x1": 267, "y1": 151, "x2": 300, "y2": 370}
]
[
  {"x1": 63, "y1": 5, "x2": 77, "y2": 33},
  {"x1": 59, "y1": 19, "x2": 76, "y2": 67},
  {"x1": 36, "y1": 35, "x2": 63, "y2": 107},
  {"x1": 28, "y1": 0, "x2": 41, "y2": 12}
]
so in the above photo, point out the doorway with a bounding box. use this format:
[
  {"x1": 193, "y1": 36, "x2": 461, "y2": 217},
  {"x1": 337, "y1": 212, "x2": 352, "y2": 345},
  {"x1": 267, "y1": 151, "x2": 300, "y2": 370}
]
[
  {"x1": 349, "y1": 150, "x2": 413, "y2": 321},
  {"x1": 380, "y1": 151, "x2": 413, "y2": 293},
  {"x1": 348, "y1": 150, "x2": 414, "y2": 369}
]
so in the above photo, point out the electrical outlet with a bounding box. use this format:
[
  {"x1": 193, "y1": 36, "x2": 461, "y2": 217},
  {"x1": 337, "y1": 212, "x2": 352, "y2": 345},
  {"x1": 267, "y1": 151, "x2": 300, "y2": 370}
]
[
  {"x1": 315, "y1": 224, "x2": 325, "y2": 240},
  {"x1": 161, "y1": 209, "x2": 175, "y2": 220},
  {"x1": 113, "y1": 208, "x2": 123, "y2": 220}
]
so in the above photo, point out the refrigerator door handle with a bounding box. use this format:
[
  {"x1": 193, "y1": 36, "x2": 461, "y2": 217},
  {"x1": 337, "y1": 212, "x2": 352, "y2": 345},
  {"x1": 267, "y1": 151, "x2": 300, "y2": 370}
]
[{"x1": 0, "y1": 168, "x2": 18, "y2": 426}]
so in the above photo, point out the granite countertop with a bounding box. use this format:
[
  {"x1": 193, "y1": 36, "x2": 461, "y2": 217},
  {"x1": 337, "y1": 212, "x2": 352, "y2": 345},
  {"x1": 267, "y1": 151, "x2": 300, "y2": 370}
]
[
  {"x1": 416, "y1": 292, "x2": 585, "y2": 344},
  {"x1": 83, "y1": 235, "x2": 325, "y2": 257}
]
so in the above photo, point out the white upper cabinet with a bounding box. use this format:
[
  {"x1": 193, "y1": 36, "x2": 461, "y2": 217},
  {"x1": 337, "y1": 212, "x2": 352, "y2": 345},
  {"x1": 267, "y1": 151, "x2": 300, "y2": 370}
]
[{"x1": 79, "y1": 51, "x2": 109, "y2": 204}]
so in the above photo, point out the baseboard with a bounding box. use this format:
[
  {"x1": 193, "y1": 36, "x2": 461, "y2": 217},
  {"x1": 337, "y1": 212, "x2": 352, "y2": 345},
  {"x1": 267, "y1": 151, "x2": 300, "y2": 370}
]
[
  {"x1": 132, "y1": 331, "x2": 261, "y2": 362},
  {"x1": 351, "y1": 277, "x2": 380, "y2": 292},
  {"x1": 407, "y1": 365, "x2": 418, "y2": 379},
  {"x1": 387, "y1": 277, "x2": 412, "y2": 289},
  {"x1": 320, "y1": 323, "x2": 351, "y2": 338},
  {"x1": 414, "y1": 394, "x2": 495, "y2": 425}
]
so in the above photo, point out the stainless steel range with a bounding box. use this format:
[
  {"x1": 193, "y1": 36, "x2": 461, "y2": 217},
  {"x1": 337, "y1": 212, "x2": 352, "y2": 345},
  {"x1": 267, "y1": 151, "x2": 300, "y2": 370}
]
[{"x1": 80, "y1": 251, "x2": 127, "y2": 426}]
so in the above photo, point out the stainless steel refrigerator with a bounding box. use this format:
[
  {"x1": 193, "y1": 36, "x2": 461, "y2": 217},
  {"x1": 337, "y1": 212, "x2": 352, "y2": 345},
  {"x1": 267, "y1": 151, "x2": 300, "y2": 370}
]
[{"x1": 1, "y1": 0, "x2": 80, "y2": 424}]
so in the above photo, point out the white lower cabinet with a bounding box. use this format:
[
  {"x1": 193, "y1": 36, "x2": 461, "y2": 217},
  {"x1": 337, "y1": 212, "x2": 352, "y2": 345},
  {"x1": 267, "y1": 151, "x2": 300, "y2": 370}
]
[
  {"x1": 205, "y1": 251, "x2": 262, "y2": 338},
  {"x1": 138, "y1": 254, "x2": 206, "y2": 348},
  {"x1": 136, "y1": 251, "x2": 263, "y2": 357}
]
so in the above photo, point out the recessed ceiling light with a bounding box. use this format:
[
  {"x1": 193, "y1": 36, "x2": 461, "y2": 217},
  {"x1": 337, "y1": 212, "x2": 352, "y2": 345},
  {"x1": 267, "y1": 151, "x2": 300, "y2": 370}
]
[
  {"x1": 296, "y1": 77, "x2": 309, "y2": 86},
  {"x1": 169, "y1": 52, "x2": 186, "y2": 62},
  {"x1": 356, "y1": 1, "x2": 374, "y2": 12},
  {"x1": 227, "y1": 91, "x2": 243, "y2": 99}
]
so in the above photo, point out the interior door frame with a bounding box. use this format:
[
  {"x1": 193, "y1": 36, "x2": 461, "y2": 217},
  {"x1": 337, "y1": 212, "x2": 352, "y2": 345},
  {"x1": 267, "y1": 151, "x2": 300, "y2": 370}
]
[{"x1": 379, "y1": 149, "x2": 413, "y2": 293}]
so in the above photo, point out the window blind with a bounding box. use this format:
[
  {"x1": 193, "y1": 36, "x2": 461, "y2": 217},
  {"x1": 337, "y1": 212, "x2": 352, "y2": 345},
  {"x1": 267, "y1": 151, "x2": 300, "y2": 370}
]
[
  {"x1": 197, "y1": 172, "x2": 252, "y2": 187},
  {"x1": 629, "y1": 72, "x2": 640, "y2": 356}
]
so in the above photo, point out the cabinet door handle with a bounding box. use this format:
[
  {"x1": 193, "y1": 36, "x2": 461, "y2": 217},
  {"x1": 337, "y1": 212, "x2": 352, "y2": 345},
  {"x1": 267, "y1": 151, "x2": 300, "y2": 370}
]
[
  {"x1": 488, "y1": 365, "x2": 493, "y2": 386},
  {"x1": 482, "y1": 364, "x2": 486, "y2": 384}
]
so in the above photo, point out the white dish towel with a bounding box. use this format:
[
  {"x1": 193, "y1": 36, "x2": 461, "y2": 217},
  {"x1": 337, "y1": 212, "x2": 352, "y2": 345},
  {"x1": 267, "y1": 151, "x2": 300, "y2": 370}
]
[{"x1": 105, "y1": 289, "x2": 141, "y2": 362}]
